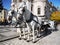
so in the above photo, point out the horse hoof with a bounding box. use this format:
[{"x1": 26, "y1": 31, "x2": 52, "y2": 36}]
[
  {"x1": 37, "y1": 36, "x2": 40, "y2": 38},
  {"x1": 27, "y1": 40, "x2": 30, "y2": 42},
  {"x1": 24, "y1": 38, "x2": 27, "y2": 40},
  {"x1": 32, "y1": 41, "x2": 36, "y2": 43},
  {"x1": 18, "y1": 38, "x2": 22, "y2": 40}
]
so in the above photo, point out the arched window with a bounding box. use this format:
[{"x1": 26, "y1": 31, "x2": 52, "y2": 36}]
[
  {"x1": 37, "y1": 8, "x2": 40, "y2": 14},
  {"x1": 31, "y1": 5, "x2": 33, "y2": 11},
  {"x1": 19, "y1": 0, "x2": 22, "y2": 2}
]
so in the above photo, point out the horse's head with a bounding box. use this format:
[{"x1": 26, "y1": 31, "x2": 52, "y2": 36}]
[
  {"x1": 18, "y1": 8, "x2": 23, "y2": 15},
  {"x1": 7, "y1": 10, "x2": 16, "y2": 24},
  {"x1": 17, "y1": 2, "x2": 26, "y2": 15},
  {"x1": 6, "y1": 11, "x2": 12, "y2": 24},
  {"x1": 17, "y1": 5, "x2": 26, "y2": 21}
]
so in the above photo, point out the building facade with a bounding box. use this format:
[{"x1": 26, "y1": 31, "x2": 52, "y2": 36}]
[
  {"x1": 0, "y1": 0, "x2": 8, "y2": 22},
  {"x1": 11, "y1": 0, "x2": 57, "y2": 19},
  {"x1": 0, "y1": 9, "x2": 8, "y2": 22},
  {"x1": 45, "y1": 1, "x2": 57, "y2": 19}
]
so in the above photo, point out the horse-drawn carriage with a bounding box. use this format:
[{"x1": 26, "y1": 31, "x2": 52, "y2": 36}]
[{"x1": 7, "y1": 1, "x2": 56, "y2": 43}]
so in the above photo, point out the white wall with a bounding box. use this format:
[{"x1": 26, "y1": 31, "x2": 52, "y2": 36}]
[{"x1": 33, "y1": 1, "x2": 46, "y2": 16}]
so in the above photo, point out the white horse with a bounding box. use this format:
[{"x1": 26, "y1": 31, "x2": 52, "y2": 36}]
[
  {"x1": 7, "y1": 10, "x2": 12, "y2": 24},
  {"x1": 17, "y1": 5, "x2": 41, "y2": 43},
  {"x1": 7, "y1": 10, "x2": 18, "y2": 26}
]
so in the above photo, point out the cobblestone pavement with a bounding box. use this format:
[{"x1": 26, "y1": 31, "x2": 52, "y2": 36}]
[
  {"x1": 0, "y1": 24, "x2": 60, "y2": 45},
  {"x1": 0, "y1": 27, "x2": 18, "y2": 42}
]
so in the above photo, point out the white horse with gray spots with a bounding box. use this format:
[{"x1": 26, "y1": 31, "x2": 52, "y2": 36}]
[{"x1": 17, "y1": 2, "x2": 41, "y2": 43}]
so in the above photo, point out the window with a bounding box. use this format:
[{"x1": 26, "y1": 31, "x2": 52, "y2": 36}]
[
  {"x1": 31, "y1": 5, "x2": 33, "y2": 11},
  {"x1": 38, "y1": 8, "x2": 40, "y2": 14},
  {"x1": 50, "y1": 8, "x2": 52, "y2": 12},
  {"x1": 13, "y1": 0, "x2": 17, "y2": 3},
  {"x1": 45, "y1": 7, "x2": 46, "y2": 14},
  {"x1": 19, "y1": 0, "x2": 22, "y2": 2}
]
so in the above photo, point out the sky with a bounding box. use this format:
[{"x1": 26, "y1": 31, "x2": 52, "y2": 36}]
[
  {"x1": 2, "y1": 0, "x2": 60, "y2": 10},
  {"x1": 48, "y1": 0, "x2": 60, "y2": 7},
  {"x1": 2, "y1": 0, "x2": 11, "y2": 10}
]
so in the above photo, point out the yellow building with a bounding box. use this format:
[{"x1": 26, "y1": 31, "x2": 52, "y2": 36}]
[
  {"x1": 0, "y1": 9, "x2": 8, "y2": 22},
  {"x1": 0, "y1": 10, "x2": 4, "y2": 22}
]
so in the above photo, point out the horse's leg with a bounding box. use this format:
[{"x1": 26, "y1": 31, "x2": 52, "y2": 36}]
[
  {"x1": 37, "y1": 25, "x2": 41, "y2": 38},
  {"x1": 32, "y1": 25, "x2": 36, "y2": 43},
  {"x1": 27, "y1": 23, "x2": 31, "y2": 42},
  {"x1": 17, "y1": 28, "x2": 22, "y2": 40},
  {"x1": 23, "y1": 28, "x2": 26, "y2": 40},
  {"x1": 19, "y1": 28, "x2": 22, "y2": 40}
]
